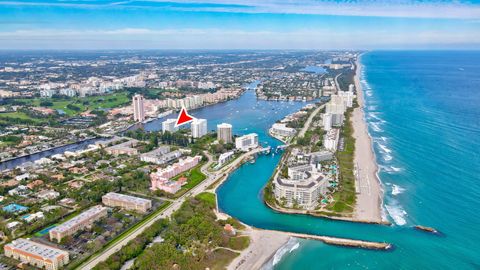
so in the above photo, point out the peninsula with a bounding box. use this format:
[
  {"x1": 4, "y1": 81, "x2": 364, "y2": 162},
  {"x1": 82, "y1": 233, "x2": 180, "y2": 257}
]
[{"x1": 263, "y1": 54, "x2": 385, "y2": 224}]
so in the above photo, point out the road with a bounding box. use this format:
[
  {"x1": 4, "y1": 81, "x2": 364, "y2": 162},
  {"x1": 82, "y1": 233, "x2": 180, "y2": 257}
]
[
  {"x1": 298, "y1": 103, "x2": 325, "y2": 138},
  {"x1": 78, "y1": 148, "x2": 261, "y2": 269}
]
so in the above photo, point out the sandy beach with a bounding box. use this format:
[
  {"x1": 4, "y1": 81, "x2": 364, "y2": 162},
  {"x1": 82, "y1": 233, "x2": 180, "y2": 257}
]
[
  {"x1": 228, "y1": 227, "x2": 290, "y2": 270},
  {"x1": 352, "y1": 55, "x2": 384, "y2": 222}
]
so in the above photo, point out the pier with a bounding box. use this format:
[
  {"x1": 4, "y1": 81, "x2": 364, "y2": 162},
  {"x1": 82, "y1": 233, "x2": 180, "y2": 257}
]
[{"x1": 267, "y1": 230, "x2": 392, "y2": 250}]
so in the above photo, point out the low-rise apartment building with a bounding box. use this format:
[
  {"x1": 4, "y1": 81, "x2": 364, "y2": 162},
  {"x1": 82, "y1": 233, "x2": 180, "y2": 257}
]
[
  {"x1": 4, "y1": 238, "x2": 69, "y2": 270},
  {"x1": 49, "y1": 205, "x2": 108, "y2": 243},
  {"x1": 102, "y1": 192, "x2": 152, "y2": 213}
]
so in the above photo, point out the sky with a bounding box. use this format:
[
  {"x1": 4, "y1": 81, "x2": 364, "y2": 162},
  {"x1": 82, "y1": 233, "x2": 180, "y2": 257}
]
[{"x1": 1, "y1": 0, "x2": 480, "y2": 50}]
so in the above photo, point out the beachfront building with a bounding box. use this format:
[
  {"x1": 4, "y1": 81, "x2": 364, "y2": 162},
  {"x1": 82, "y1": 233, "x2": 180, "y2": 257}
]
[
  {"x1": 323, "y1": 128, "x2": 340, "y2": 152},
  {"x1": 322, "y1": 113, "x2": 332, "y2": 131},
  {"x1": 150, "y1": 156, "x2": 202, "y2": 193},
  {"x1": 140, "y1": 146, "x2": 182, "y2": 165},
  {"x1": 217, "y1": 123, "x2": 233, "y2": 143},
  {"x1": 162, "y1": 119, "x2": 178, "y2": 133},
  {"x1": 102, "y1": 192, "x2": 152, "y2": 213},
  {"x1": 49, "y1": 205, "x2": 108, "y2": 243},
  {"x1": 132, "y1": 94, "x2": 145, "y2": 122},
  {"x1": 191, "y1": 118, "x2": 208, "y2": 138},
  {"x1": 270, "y1": 123, "x2": 296, "y2": 138},
  {"x1": 274, "y1": 164, "x2": 330, "y2": 209},
  {"x1": 338, "y1": 91, "x2": 355, "y2": 108},
  {"x1": 235, "y1": 133, "x2": 259, "y2": 151},
  {"x1": 4, "y1": 238, "x2": 69, "y2": 270}
]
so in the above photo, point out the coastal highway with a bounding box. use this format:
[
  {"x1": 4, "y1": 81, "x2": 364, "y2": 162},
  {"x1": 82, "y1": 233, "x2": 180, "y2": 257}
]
[
  {"x1": 78, "y1": 148, "x2": 262, "y2": 269},
  {"x1": 298, "y1": 103, "x2": 325, "y2": 138}
]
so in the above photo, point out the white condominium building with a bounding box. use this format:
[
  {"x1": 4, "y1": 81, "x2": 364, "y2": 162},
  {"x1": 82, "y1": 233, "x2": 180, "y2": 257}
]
[
  {"x1": 4, "y1": 238, "x2": 69, "y2": 270},
  {"x1": 191, "y1": 118, "x2": 208, "y2": 138},
  {"x1": 338, "y1": 91, "x2": 355, "y2": 108},
  {"x1": 162, "y1": 119, "x2": 178, "y2": 133},
  {"x1": 217, "y1": 151, "x2": 234, "y2": 167},
  {"x1": 322, "y1": 113, "x2": 332, "y2": 131},
  {"x1": 271, "y1": 123, "x2": 296, "y2": 137},
  {"x1": 132, "y1": 94, "x2": 145, "y2": 122},
  {"x1": 324, "y1": 128, "x2": 340, "y2": 152},
  {"x1": 274, "y1": 164, "x2": 330, "y2": 209},
  {"x1": 140, "y1": 146, "x2": 182, "y2": 165},
  {"x1": 235, "y1": 133, "x2": 259, "y2": 151},
  {"x1": 49, "y1": 205, "x2": 108, "y2": 243},
  {"x1": 217, "y1": 123, "x2": 233, "y2": 143},
  {"x1": 102, "y1": 192, "x2": 152, "y2": 213}
]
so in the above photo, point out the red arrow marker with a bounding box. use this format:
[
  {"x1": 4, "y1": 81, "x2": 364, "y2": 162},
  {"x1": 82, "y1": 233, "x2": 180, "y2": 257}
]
[{"x1": 175, "y1": 107, "x2": 194, "y2": 127}]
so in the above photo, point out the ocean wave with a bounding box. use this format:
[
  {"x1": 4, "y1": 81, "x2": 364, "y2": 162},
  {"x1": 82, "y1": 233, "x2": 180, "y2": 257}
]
[
  {"x1": 383, "y1": 154, "x2": 393, "y2": 161},
  {"x1": 385, "y1": 203, "x2": 408, "y2": 226},
  {"x1": 380, "y1": 165, "x2": 402, "y2": 174},
  {"x1": 370, "y1": 122, "x2": 383, "y2": 132},
  {"x1": 366, "y1": 90, "x2": 373, "y2": 96},
  {"x1": 377, "y1": 143, "x2": 392, "y2": 153},
  {"x1": 391, "y1": 184, "x2": 406, "y2": 195},
  {"x1": 367, "y1": 105, "x2": 377, "y2": 111},
  {"x1": 367, "y1": 112, "x2": 385, "y2": 123},
  {"x1": 261, "y1": 237, "x2": 300, "y2": 270}
]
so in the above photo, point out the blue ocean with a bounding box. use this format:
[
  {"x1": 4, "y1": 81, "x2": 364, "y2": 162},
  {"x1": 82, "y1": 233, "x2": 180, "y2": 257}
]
[{"x1": 214, "y1": 51, "x2": 480, "y2": 269}]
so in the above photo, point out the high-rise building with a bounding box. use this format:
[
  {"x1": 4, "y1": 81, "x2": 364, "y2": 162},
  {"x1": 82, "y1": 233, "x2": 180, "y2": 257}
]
[
  {"x1": 132, "y1": 94, "x2": 145, "y2": 122},
  {"x1": 162, "y1": 119, "x2": 178, "y2": 133},
  {"x1": 235, "y1": 133, "x2": 259, "y2": 151},
  {"x1": 191, "y1": 118, "x2": 208, "y2": 138},
  {"x1": 322, "y1": 113, "x2": 332, "y2": 131},
  {"x1": 217, "y1": 123, "x2": 233, "y2": 143}
]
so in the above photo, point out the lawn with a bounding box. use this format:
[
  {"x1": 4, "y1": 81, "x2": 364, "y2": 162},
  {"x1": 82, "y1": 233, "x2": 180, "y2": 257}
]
[
  {"x1": 14, "y1": 91, "x2": 130, "y2": 116},
  {"x1": 172, "y1": 163, "x2": 207, "y2": 198},
  {"x1": 196, "y1": 192, "x2": 216, "y2": 208},
  {"x1": 0, "y1": 112, "x2": 46, "y2": 124}
]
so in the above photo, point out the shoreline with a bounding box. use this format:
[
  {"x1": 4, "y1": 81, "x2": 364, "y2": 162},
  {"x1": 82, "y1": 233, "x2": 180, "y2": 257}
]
[
  {"x1": 263, "y1": 195, "x2": 390, "y2": 225},
  {"x1": 352, "y1": 54, "x2": 385, "y2": 222}
]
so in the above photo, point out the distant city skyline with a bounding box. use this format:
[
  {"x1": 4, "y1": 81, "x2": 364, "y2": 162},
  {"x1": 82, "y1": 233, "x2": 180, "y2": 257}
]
[{"x1": 1, "y1": 0, "x2": 480, "y2": 49}]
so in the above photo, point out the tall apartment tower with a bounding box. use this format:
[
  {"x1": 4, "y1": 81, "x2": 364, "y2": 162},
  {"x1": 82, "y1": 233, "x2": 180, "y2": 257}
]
[
  {"x1": 217, "y1": 123, "x2": 233, "y2": 144},
  {"x1": 191, "y1": 118, "x2": 208, "y2": 138},
  {"x1": 132, "y1": 94, "x2": 145, "y2": 122}
]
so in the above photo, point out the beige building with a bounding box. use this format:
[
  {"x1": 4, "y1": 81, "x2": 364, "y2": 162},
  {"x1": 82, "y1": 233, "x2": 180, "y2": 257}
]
[
  {"x1": 217, "y1": 123, "x2": 233, "y2": 143},
  {"x1": 4, "y1": 238, "x2": 69, "y2": 270},
  {"x1": 49, "y1": 205, "x2": 108, "y2": 243},
  {"x1": 102, "y1": 192, "x2": 152, "y2": 213},
  {"x1": 133, "y1": 94, "x2": 145, "y2": 122}
]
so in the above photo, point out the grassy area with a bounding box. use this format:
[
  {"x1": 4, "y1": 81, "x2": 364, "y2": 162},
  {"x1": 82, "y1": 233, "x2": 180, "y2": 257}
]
[
  {"x1": 196, "y1": 192, "x2": 216, "y2": 208},
  {"x1": 14, "y1": 91, "x2": 130, "y2": 116},
  {"x1": 328, "y1": 107, "x2": 356, "y2": 214},
  {"x1": 226, "y1": 236, "x2": 250, "y2": 251},
  {"x1": 173, "y1": 163, "x2": 207, "y2": 198},
  {"x1": 209, "y1": 249, "x2": 240, "y2": 270},
  {"x1": 0, "y1": 111, "x2": 45, "y2": 124}
]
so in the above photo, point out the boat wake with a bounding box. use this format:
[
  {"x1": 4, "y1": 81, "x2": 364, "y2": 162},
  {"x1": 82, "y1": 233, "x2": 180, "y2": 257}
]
[{"x1": 261, "y1": 237, "x2": 300, "y2": 270}]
